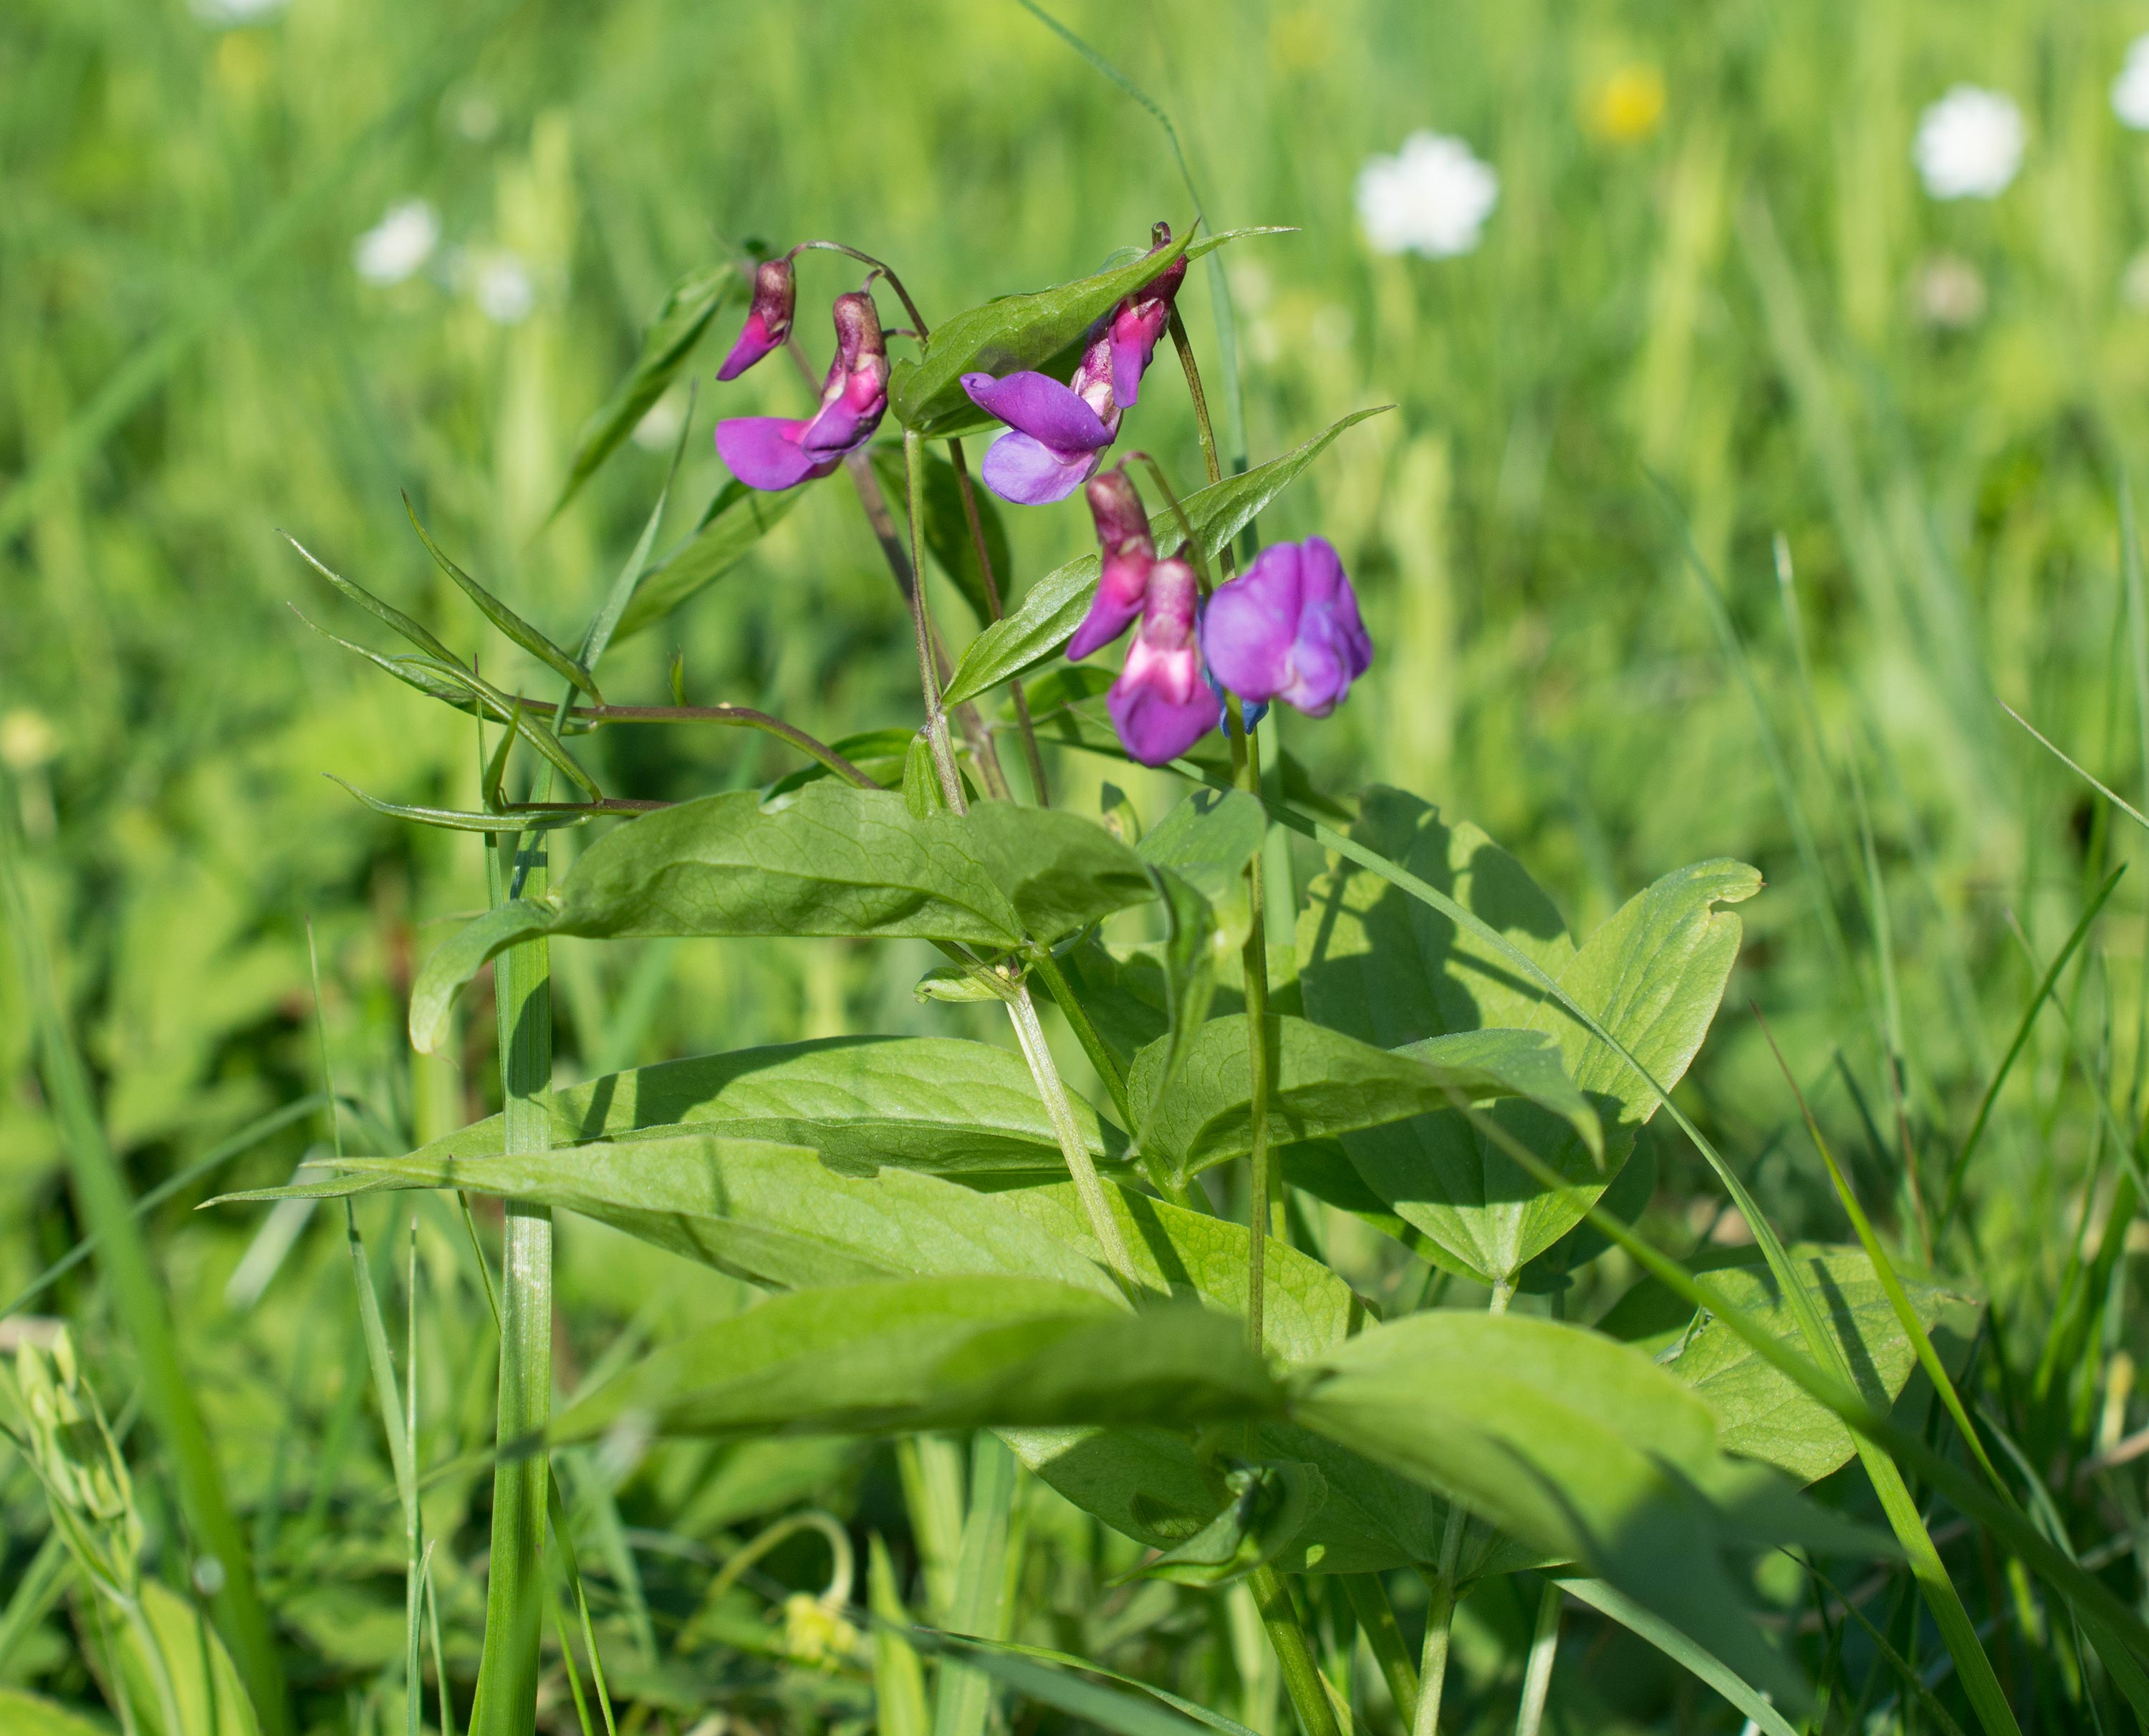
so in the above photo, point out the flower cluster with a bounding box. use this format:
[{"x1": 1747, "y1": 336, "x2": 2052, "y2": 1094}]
[
  {"x1": 712, "y1": 256, "x2": 889, "y2": 490},
  {"x1": 1069, "y1": 468, "x2": 1371, "y2": 766},
  {"x1": 958, "y1": 224, "x2": 1188, "y2": 505}
]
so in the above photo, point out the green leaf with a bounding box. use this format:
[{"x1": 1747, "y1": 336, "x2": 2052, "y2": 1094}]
[
  {"x1": 1298, "y1": 1311, "x2": 1830, "y2": 1709},
  {"x1": 767, "y1": 728, "x2": 915, "y2": 799},
  {"x1": 549, "y1": 1278, "x2": 1279, "y2": 1442},
  {"x1": 117, "y1": 1580, "x2": 265, "y2": 1736},
  {"x1": 935, "y1": 1433, "x2": 1017, "y2": 1736},
  {"x1": 888, "y1": 227, "x2": 1193, "y2": 435},
  {"x1": 998, "y1": 1180, "x2": 1477, "y2": 1579},
  {"x1": 1301, "y1": 791, "x2": 1754, "y2": 1283},
  {"x1": 1136, "y1": 787, "x2": 1266, "y2": 904},
  {"x1": 941, "y1": 408, "x2": 1391, "y2": 708},
  {"x1": 224, "y1": 1134, "x2": 1121, "y2": 1298},
  {"x1": 1128, "y1": 1013, "x2": 1598, "y2": 1185},
  {"x1": 553, "y1": 263, "x2": 736, "y2": 519},
  {"x1": 408, "y1": 786, "x2": 1155, "y2": 1049},
  {"x1": 0, "y1": 1691, "x2": 110, "y2": 1736},
  {"x1": 996, "y1": 1177, "x2": 1360, "y2": 1362},
  {"x1": 285, "y1": 531, "x2": 462, "y2": 666},
  {"x1": 612, "y1": 479, "x2": 805, "y2": 645},
  {"x1": 1647, "y1": 1248, "x2": 1980, "y2": 1485},
  {"x1": 870, "y1": 444, "x2": 1011, "y2": 626},
  {"x1": 327, "y1": 777, "x2": 595, "y2": 836},
  {"x1": 407, "y1": 1034, "x2": 1128, "y2": 1181},
  {"x1": 1127, "y1": 866, "x2": 1221, "y2": 1157},
  {"x1": 405, "y1": 499, "x2": 598, "y2": 700},
  {"x1": 1128, "y1": 1460, "x2": 1327, "y2": 1587}
]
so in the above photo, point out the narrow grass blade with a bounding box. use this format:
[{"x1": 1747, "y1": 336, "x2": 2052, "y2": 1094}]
[
  {"x1": 904, "y1": 1629, "x2": 1263, "y2": 1736},
  {"x1": 546, "y1": 1476, "x2": 619, "y2": 1736},
  {"x1": 1339, "y1": 1574, "x2": 1418, "y2": 1726},
  {"x1": 931, "y1": 1434, "x2": 1017, "y2": 1736},
  {"x1": 0, "y1": 796, "x2": 290, "y2": 1735},
  {"x1": 1562, "y1": 1579, "x2": 1795, "y2": 1736},
  {"x1": 870, "y1": 1535, "x2": 931, "y2": 1736},
  {"x1": 1939, "y1": 867, "x2": 2123, "y2": 1232},
  {"x1": 4, "y1": 1094, "x2": 324, "y2": 1321}
]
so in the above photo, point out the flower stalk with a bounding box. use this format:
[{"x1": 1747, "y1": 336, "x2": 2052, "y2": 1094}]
[
  {"x1": 948, "y1": 435, "x2": 1052, "y2": 804},
  {"x1": 903, "y1": 427, "x2": 968, "y2": 811},
  {"x1": 1224, "y1": 693, "x2": 1275, "y2": 1352}
]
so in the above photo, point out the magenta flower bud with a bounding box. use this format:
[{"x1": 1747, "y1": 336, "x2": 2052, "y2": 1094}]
[
  {"x1": 716, "y1": 257, "x2": 797, "y2": 382},
  {"x1": 1107, "y1": 223, "x2": 1189, "y2": 408},
  {"x1": 716, "y1": 289, "x2": 888, "y2": 491},
  {"x1": 1067, "y1": 468, "x2": 1155, "y2": 660},
  {"x1": 1202, "y1": 536, "x2": 1372, "y2": 718},
  {"x1": 1109, "y1": 557, "x2": 1220, "y2": 766}
]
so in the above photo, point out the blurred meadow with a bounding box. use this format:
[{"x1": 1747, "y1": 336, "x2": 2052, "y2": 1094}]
[{"x1": 12, "y1": 0, "x2": 2149, "y2": 1730}]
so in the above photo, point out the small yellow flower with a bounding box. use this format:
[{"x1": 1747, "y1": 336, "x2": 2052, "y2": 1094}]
[
  {"x1": 781, "y1": 1592, "x2": 859, "y2": 1667},
  {"x1": 1587, "y1": 64, "x2": 1667, "y2": 144}
]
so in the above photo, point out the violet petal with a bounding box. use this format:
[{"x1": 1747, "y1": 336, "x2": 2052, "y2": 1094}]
[
  {"x1": 979, "y1": 430, "x2": 1101, "y2": 506},
  {"x1": 715, "y1": 417, "x2": 819, "y2": 491},
  {"x1": 961, "y1": 371, "x2": 1115, "y2": 453}
]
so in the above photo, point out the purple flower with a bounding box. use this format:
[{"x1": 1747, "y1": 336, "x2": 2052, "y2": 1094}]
[
  {"x1": 1109, "y1": 556, "x2": 1220, "y2": 766},
  {"x1": 1067, "y1": 467, "x2": 1155, "y2": 660},
  {"x1": 716, "y1": 289, "x2": 887, "y2": 491},
  {"x1": 1203, "y1": 536, "x2": 1372, "y2": 718},
  {"x1": 716, "y1": 257, "x2": 797, "y2": 382},
  {"x1": 963, "y1": 223, "x2": 1189, "y2": 506},
  {"x1": 961, "y1": 327, "x2": 1120, "y2": 505}
]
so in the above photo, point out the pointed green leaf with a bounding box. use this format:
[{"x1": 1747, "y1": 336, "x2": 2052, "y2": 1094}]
[
  {"x1": 1128, "y1": 1460, "x2": 1327, "y2": 1588},
  {"x1": 405, "y1": 501, "x2": 598, "y2": 699},
  {"x1": 408, "y1": 1035, "x2": 1127, "y2": 1180},
  {"x1": 1302, "y1": 791, "x2": 1754, "y2": 1283},
  {"x1": 1299, "y1": 1311, "x2": 1829, "y2": 1710},
  {"x1": 550, "y1": 1278, "x2": 1279, "y2": 1442},
  {"x1": 1645, "y1": 1248, "x2": 1980, "y2": 1485},
  {"x1": 1128, "y1": 1013, "x2": 1597, "y2": 1185},
  {"x1": 941, "y1": 408, "x2": 1390, "y2": 707},
  {"x1": 408, "y1": 786, "x2": 1154, "y2": 1048},
  {"x1": 225, "y1": 1134, "x2": 1122, "y2": 1299},
  {"x1": 889, "y1": 226, "x2": 1193, "y2": 435},
  {"x1": 553, "y1": 263, "x2": 736, "y2": 519},
  {"x1": 1136, "y1": 787, "x2": 1266, "y2": 904},
  {"x1": 327, "y1": 777, "x2": 595, "y2": 836},
  {"x1": 612, "y1": 479, "x2": 805, "y2": 645}
]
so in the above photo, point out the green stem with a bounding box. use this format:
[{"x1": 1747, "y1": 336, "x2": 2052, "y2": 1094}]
[
  {"x1": 1028, "y1": 947, "x2": 1132, "y2": 1127},
  {"x1": 1005, "y1": 981, "x2": 1140, "y2": 1286},
  {"x1": 471, "y1": 829, "x2": 555, "y2": 1736},
  {"x1": 1414, "y1": 1504, "x2": 1468, "y2": 1736},
  {"x1": 1168, "y1": 309, "x2": 1223, "y2": 489},
  {"x1": 1514, "y1": 1578, "x2": 1562, "y2": 1736},
  {"x1": 1247, "y1": 1566, "x2": 1344, "y2": 1736},
  {"x1": 948, "y1": 436, "x2": 1051, "y2": 806},
  {"x1": 1225, "y1": 696, "x2": 1274, "y2": 1351},
  {"x1": 903, "y1": 428, "x2": 967, "y2": 811}
]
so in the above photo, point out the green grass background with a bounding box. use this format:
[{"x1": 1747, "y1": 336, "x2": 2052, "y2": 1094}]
[{"x1": 9, "y1": 0, "x2": 2149, "y2": 1729}]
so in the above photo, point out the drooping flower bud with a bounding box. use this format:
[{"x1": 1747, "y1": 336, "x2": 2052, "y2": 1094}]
[
  {"x1": 1067, "y1": 467, "x2": 1155, "y2": 660},
  {"x1": 1109, "y1": 557, "x2": 1220, "y2": 766},
  {"x1": 1203, "y1": 536, "x2": 1372, "y2": 718},
  {"x1": 716, "y1": 287, "x2": 888, "y2": 491},
  {"x1": 1107, "y1": 222, "x2": 1189, "y2": 408},
  {"x1": 716, "y1": 256, "x2": 797, "y2": 381}
]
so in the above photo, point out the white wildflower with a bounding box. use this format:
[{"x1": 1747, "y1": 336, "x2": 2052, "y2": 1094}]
[
  {"x1": 2115, "y1": 37, "x2": 2149, "y2": 130},
  {"x1": 352, "y1": 200, "x2": 440, "y2": 286},
  {"x1": 188, "y1": 0, "x2": 288, "y2": 25},
  {"x1": 1355, "y1": 131, "x2": 1499, "y2": 259},
  {"x1": 1913, "y1": 87, "x2": 2024, "y2": 201},
  {"x1": 475, "y1": 253, "x2": 537, "y2": 325}
]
